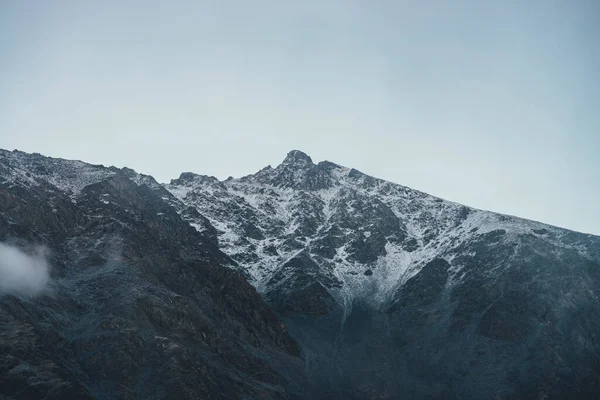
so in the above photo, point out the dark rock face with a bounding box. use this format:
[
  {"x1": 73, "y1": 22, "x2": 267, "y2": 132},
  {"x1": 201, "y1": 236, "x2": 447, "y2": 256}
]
[
  {"x1": 265, "y1": 253, "x2": 338, "y2": 318},
  {"x1": 280, "y1": 244, "x2": 600, "y2": 399},
  {"x1": 387, "y1": 233, "x2": 600, "y2": 400},
  {"x1": 0, "y1": 150, "x2": 303, "y2": 400}
]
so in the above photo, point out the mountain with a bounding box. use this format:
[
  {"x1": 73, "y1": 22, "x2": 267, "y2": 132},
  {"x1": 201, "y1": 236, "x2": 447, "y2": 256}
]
[
  {"x1": 0, "y1": 150, "x2": 303, "y2": 400},
  {"x1": 166, "y1": 150, "x2": 600, "y2": 399},
  {"x1": 2, "y1": 148, "x2": 600, "y2": 399}
]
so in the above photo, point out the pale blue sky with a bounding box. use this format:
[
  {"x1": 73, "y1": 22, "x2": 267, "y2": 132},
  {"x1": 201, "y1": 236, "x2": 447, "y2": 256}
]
[{"x1": 1, "y1": 1, "x2": 598, "y2": 234}]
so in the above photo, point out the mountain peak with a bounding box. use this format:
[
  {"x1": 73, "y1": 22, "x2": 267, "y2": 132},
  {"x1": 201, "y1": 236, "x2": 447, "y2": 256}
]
[
  {"x1": 281, "y1": 150, "x2": 313, "y2": 167},
  {"x1": 170, "y1": 172, "x2": 219, "y2": 186}
]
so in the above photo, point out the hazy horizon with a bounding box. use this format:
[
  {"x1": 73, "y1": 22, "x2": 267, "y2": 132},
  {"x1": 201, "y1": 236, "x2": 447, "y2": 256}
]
[{"x1": 1, "y1": 1, "x2": 598, "y2": 235}]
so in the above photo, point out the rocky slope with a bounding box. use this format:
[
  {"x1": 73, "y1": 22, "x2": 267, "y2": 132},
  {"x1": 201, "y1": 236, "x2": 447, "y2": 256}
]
[
  {"x1": 0, "y1": 149, "x2": 304, "y2": 400},
  {"x1": 1, "y1": 148, "x2": 600, "y2": 399}
]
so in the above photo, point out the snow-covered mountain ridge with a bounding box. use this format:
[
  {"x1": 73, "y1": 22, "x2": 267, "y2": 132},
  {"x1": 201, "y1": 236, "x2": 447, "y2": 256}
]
[{"x1": 164, "y1": 150, "x2": 599, "y2": 308}]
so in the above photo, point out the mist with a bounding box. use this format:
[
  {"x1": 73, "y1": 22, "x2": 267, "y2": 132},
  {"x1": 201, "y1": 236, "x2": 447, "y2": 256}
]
[{"x1": 0, "y1": 242, "x2": 51, "y2": 297}]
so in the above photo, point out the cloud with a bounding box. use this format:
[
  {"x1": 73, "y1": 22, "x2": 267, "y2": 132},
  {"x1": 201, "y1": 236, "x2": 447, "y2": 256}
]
[{"x1": 0, "y1": 242, "x2": 51, "y2": 297}]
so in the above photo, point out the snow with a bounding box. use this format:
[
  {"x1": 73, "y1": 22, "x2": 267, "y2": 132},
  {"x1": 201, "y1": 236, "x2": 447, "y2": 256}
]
[
  {"x1": 0, "y1": 150, "x2": 117, "y2": 195},
  {"x1": 165, "y1": 184, "x2": 193, "y2": 201},
  {"x1": 189, "y1": 222, "x2": 205, "y2": 232},
  {"x1": 0, "y1": 149, "x2": 162, "y2": 198},
  {"x1": 164, "y1": 159, "x2": 466, "y2": 306}
]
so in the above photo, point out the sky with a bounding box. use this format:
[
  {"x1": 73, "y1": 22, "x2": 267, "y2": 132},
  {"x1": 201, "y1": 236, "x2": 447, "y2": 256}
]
[{"x1": 1, "y1": 1, "x2": 598, "y2": 235}]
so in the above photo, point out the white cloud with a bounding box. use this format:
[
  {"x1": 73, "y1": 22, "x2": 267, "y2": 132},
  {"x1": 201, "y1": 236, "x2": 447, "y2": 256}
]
[{"x1": 0, "y1": 242, "x2": 51, "y2": 297}]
